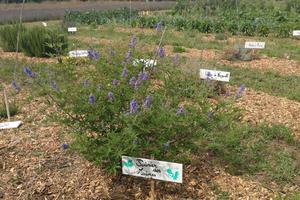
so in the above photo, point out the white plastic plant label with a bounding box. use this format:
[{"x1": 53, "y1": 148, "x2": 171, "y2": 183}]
[
  {"x1": 133, "y1": 59, "x2": 157, "y2": 68},
  {"x1": 245, "y1": 41, "x2": 265, "y2": 49},
  {"x1": 68, "y1": 27, "x2": 77, "y2": 33},
  {"x1": 42, "y1": 22, "x2": 47, "y2": 27},
  {"x1": 293, "y1": 30, "x2": 300, "y2": 36},
  {"x1": 0, "y1": 121, "x2": 22, "y2": 130},
  {"x1": 199, "y1": 69, "x2": 230, "y2": 82},
  {"x1": 69, "y1": 50, "x2": 88, "y2": 58},
  {"x1": 122, "y1": 156, "x2": 183, "y2": 183}
]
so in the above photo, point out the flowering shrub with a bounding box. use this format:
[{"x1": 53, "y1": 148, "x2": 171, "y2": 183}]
[{"x1": 21, "y1": 34, "x2": 238, "y2": 174}]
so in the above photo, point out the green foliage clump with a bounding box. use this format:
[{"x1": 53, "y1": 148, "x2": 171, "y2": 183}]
[
  {"x1": 21, "y1": 26, "x2": 68, "y2": 57},
  {"x1": 0, "y1": 102, "x2": 19, "y2": 119},
  {"x1": 0, "y1": 24, "x2": 25, "y2": 52}
]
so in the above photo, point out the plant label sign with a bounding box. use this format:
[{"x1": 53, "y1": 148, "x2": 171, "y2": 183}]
[
  {"x1": 293, "y1": 30, "x2": 300, "y2": 36},
  {"x1": 69, "y1": 50, "x2": 88, "y2": 58},
  {"x1": 122, "y1": 156, "x2": 183, "y2": 183},
  {"x1": 133, "y1": 59, "x2": 157, "y2": 68},
  {"x1": 0, "y1": 121, "x2": 22, "y2": 130},
  {"x1": 68, "y1": 27, "x2": 77, "y2": 33},
  {"x1": 245, "y1": 41, "x2": 265, "y2": 49},
  {"x1": 42, "y1": 22, "x2": 47, "y2": 27},
  {"x1": 199, "y1": 69, "x2": 230, "y2": 82}
]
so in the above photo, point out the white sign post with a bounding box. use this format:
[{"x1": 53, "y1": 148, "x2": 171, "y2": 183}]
[
  {"x1": 245, "y1": 41, "x2": 266, "y2": 49},
  {"x1": 122, "y1": 156, "x2": 183, "y2": 183},
  {"x1": 199, "y1": 69, "x2": 230, "y2": 82},
  {"x1": 69, "y1": 50, "x2": 89, "y2": 58},
  {"x1": 68, "y1": 27, "x2": 77, "y2": 33},
  {"x1": 293, "y1": 30, "x2": 300, "y2": 36}
]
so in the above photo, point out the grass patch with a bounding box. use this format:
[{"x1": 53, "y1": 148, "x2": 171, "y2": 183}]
[{"x1": 173, "y1": 46, "x2": 186, "y2": 53}]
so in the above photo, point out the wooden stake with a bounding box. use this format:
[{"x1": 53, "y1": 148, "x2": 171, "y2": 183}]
[
  {"x1": 3, "y1": 89, "x2": 11, "y2": 122},
  {"x1": 150, "y1": 155, "x2": 156, "y2": 200}
]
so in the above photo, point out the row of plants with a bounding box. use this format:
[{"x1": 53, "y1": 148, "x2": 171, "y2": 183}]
[{"x1": 0, "y1": 24, "x2": 68, "y2": 57}]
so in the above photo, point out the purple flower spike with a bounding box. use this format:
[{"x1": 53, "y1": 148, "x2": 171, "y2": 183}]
[
  {"x1": 208, "y1": 111, "x2": 214, "y2": 120},
  {"x1": 50, "y1": 80, "x2": 60, "y2": 92},
  {"x1": 89, "y1": 94, "x2": 95, "y2": 105},
  {"x1": 113, "y1": 79, "x2": 118, "y2": 86},
  {"x1": 108, "y1": 92, "x2": 114, "y2": 102},
  {"x1": 143, "y1": 96, "x2": 152, "y2": 108},
  {"x1": 142, "y1": 72, "x2": 149, "y2": 81},
  {"x1": 130, "y1": 99, "x2": 138, "y2": 113},
  {"x1": 125, "y1": 50, "x2": 132, "y2": 62},
  {"x1": 236, "y1": 84, "x2": 246, "y2": 98},
  {"x1": 129, "y1": 76, "x2": 136, "y2": 86},
  {"x1": 158, "y1": 47, "x2": 165, "y2": 58},
  {"x1": 62, "y1": 143, "x2": 69, "y2": 150},
  {"x1": 176, "y1": 106, "x2": 185, "y2": 115},
  {"x1": 12, "y1": 81, "x2": 21, "y2": 92},
  {"x1": 122, "y1": 67, "x2": 128, "y2": 78},
  {"x1": 156, "y1": 21, "x2": 163, "y2": 31},
  {"x1": 83, "y1": 80, "x2": 89, "y2": 87},
  {"x1": 129, "y1": 35, "x2": 137, "y2": 49},
  {"x1": 23, "y1": 66, "x2": 34, "y2": 78},
  {"x1": 98, "y1": 84, "x2": 103, "y2": 91},
  {"x1": 88, "y1": 49, "x2": 100, "y2": 61}
]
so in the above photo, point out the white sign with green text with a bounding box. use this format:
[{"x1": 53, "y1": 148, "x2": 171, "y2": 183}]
[{"x1": 122, "y1": 156, "x2": 183, "y2": 183}]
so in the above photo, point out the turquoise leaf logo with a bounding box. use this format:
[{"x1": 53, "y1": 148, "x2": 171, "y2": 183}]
[
  {"x1": 123, "y1": 159, "x2": 134, "y2": 168},
  {"x1": 167, "y1": 168, "x2": 179, "y2": 180}
]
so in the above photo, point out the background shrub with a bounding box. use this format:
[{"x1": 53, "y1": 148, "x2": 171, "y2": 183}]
[
  {"x1": 0, "y1": 24, "x2": 25, "y2": 52},
  {"x1": 21, "y1": 26, "x2": 68, "y2": 57}
]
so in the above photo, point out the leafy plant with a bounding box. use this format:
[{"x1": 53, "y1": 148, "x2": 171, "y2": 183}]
[{"x1": 0, "y1": 23, "x2": 25, "y2": 52}]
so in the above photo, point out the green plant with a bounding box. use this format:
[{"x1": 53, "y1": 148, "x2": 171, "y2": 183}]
[
  {"x1": 173, "y1": 46, "x2": 186, "y2": 53},
  {"x1": 21, "y1": 26, "x2": 67, "y2": 57},
  {"x1": 215, "y1": 33, "x2": 228, "y2": 41},
  {"x1": 0, "y1": 24, "x2": 25, "y2": 52},
  {"x1": 0, "y1": 102, "x2": 19, "y2": 119},
  {"x1": 224, "y1": 45, "x2": 257, "y2": 61}
]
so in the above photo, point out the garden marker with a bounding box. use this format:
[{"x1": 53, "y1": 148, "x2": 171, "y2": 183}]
[
  {"x1": 293, "y1": 30, "x2": 300, "y2": 36},
  {"x1": 68, "y1": 27, "x2": 77, "y2": 33},
  {"x1": 69, "y1": 50, "x2": 89, "y2": 58},
  {"x1": 200, "y1": 69, "x2": 230, "y2": 82},
  {"x1": 245, "y1": 41, "x2": 266, "y2": 49},
  {"x1": 122, "y1": 156, "x2": 183, "y2": 183},
  {"x1": 0, "y1": 89, "x2": 22, "y2": 130},
  {"x1": 133, "y1": 59, "x2": 157, "y2": 68},
  {"x1": 42, "y1": 22, "x2": 47, "y2": 27}
]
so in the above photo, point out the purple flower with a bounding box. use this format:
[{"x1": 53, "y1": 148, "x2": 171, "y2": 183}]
[
  {"x1": 23, "y1": 66, "x2": 34, "y2": 78},
  {"x1": 156, "y1": 21, "x2": 163, "y2": 31},
  {"x1": 89, "y1": 94, "x2": 95, "y2": 105},
  {"x1": 129, "y1": 35, "x2": 137, "y2": 49},
  {"x1": 134, "y1": 80, "x2": 141, "y2": 90},
  {"x1": 130, "y1": 99, "x2": 138, "y2": 113},
  {"x1": 138, "y1": 72, "x2": 143, "y2": 81},
  {"x1": 143, "y1": 96, "x2": 152, "y2": 108},
  {"x1": 236, "y1": 84, "x2": 246, "y2": 98},
  {"x1": 176, "y1": 106, "x2": 185, "y2": 115},
  {"x1": 98, "y1": 84, "x2": 103, "y2": 91},
  {"x1": 12, "y1": 81, "x2": 21, "y2": 92},
  {"x1": 108, "y1": 92, "x2": 114, "y2": 102},
  {"x1": 62, "y1": 143, "x2": 69, "y2": 150},
  {"x1": 129, "y1": 76, "x2": 136, "y2": 86},
  {"x1": 125, "y1": 50, "x2": 132, "y2": 62},
  {"x1": 50, "y1": 80, "x2": 59, "y2": 92},
  {"x1": 83, "y1": 79, "x2": 89, "y2": 87},
  {"x1": 158, "y1": 47, "x2": 165, "y2": 58},
  {"x1": 88, "y1": 49, "x2": 100, "y2": 61},
  {"x1": 142, "y1": 72, "x2": 149, "y2": 81},
  {"x1": 122, "y1": 67, "x2": 128, "y2": 78},
  {"x1": 208, "y1": 111, "x2": 214, "y2": 120},
  {"x1": 113, "y1": 79, "x2": 118, "y2": 86},
  {"x1": 173, "y1": 54, "x2": 180, "y2": 65},
  {"x1": 109, "y1": 48, "x2": 115, "y2": 57}
]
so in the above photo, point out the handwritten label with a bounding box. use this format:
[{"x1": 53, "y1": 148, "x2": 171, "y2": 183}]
[
  {"x1": 133, "y1": 59, "x2": 157, "y2": 68},
  {"x1": 122, "y1": 156, "x2": 183, "y2": 183},
  {"x1": 0, "y1": 121, "x2": 22, "y2": 130},
  {"x1": 199, "y1": 69, "x2": 230, "y2": 82},
  {"x1": 68, "y1": 27, "x2": 77, "y2": 33},
  {"x1": 293, "y1": 30, "x2": 300, "y2": 36},
  {"x1": 245, "y1": 41, "x2": 265, "y2": 49},
  {"x1": 69, "y1": 50, "x2": 88, "y2": 58}
]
